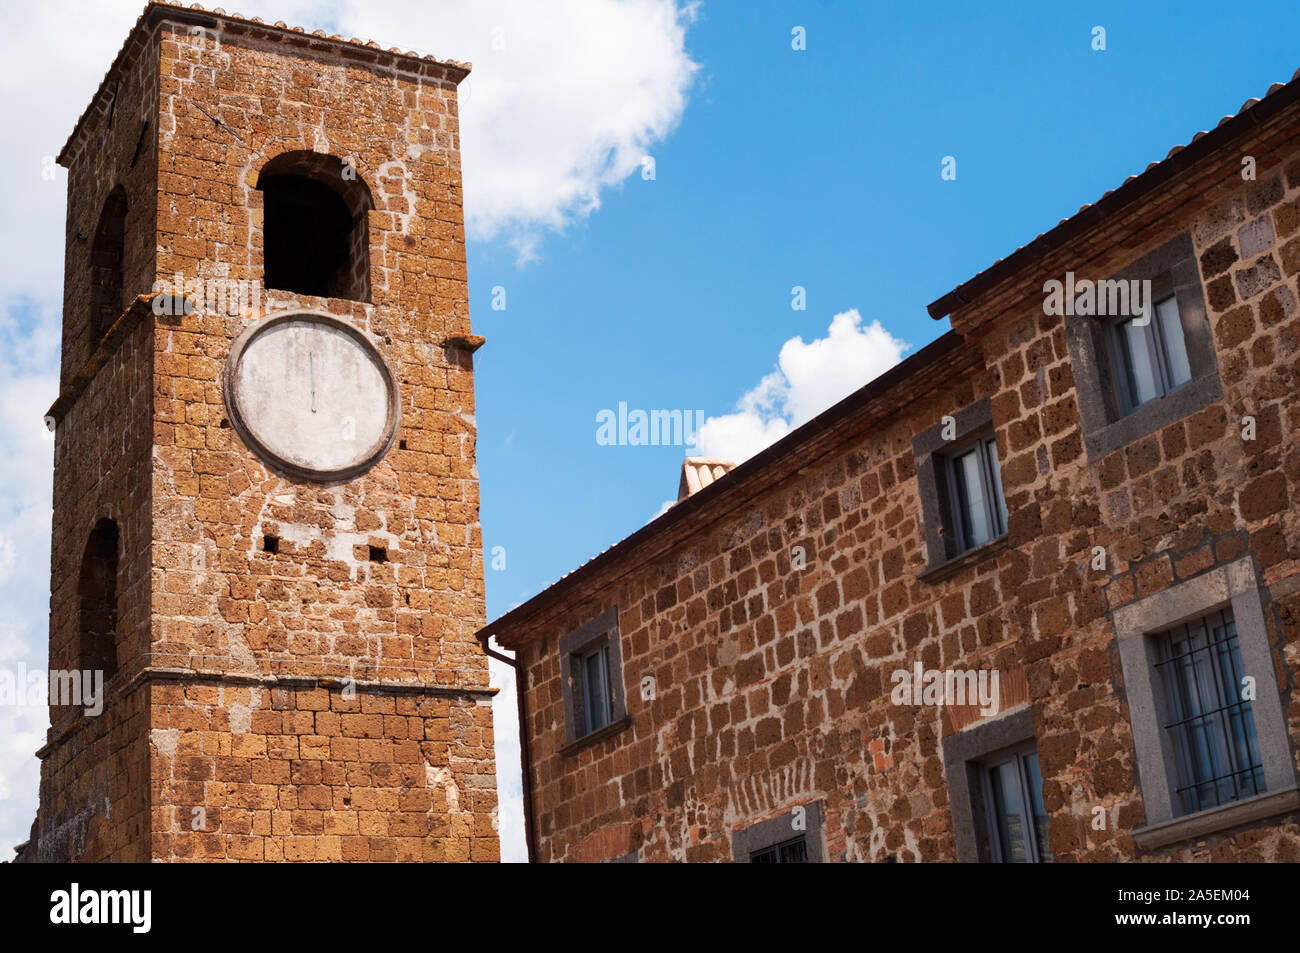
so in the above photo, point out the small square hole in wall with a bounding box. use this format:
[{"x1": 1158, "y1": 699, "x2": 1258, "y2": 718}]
[
  {"x1": 399, "y1": 439, "x2": 407, "y2": 450},
  {"x1": 369, "y1": 546, "x2": 388, "y2": 563},
  {"x1": 263, "y1": 535, "x2": 279, "y2": 554}
]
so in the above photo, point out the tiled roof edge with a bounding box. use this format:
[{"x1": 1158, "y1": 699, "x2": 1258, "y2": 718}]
[
  {"x1": 927, "y1": 67, "x2": 1300, "y2": 320},
  {"x1": 58, "y1": 1, "x2": 471, "y2": 166}
]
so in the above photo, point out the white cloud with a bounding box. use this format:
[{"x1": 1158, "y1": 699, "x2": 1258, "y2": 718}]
[
  {"x1": 0, "y1": 306, "x2": 58, "y2": 860},
  {"x1": 696, "y1": 309, "x2": 909, "y2": 464},
  {"x1": 0, "y1": 0, "x2": 700, "y2": 863},
  {"x1": 0, "y1": 0, "x2": 700, "y2": 295},
  {"x1": 486, "y1": 653, "x2": 527, "y2": 862},
  {"x1": 246, "y1": 0, "x2": 700, "y2": 262}
]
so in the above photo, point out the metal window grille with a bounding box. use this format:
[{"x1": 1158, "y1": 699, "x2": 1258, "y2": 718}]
[
  {"x1": 750, "y1": 836, "x2": 808, "y2": 863},
  {"x1": 1154, "y1": 609, "x2": 1265, "y2": 816}
]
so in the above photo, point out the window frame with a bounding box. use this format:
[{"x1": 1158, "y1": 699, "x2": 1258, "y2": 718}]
[
  {"x1": 980, "y1": 745, "x2": 1052, "y2": 863},
  {"x1": 913, "y1": 398, "x2": 1009, "y2": 575},
  {"x1": 1153, "y1": 608, "x2": 1265, "y2": 817},
  {"x1": 1105, "y1": 279, "x2": 1193, "y2": 417},
  {"x1": 731, "y1": 801, "x2": 824, "y2": 863},
  {"x1": 749, "y1": 835, "x2": 809, "y2": 863},
  {"x1": 558, "y1": 606, "x2": 628, "y2": 750},
  {"x1": 1063, "y1": 231, "x2": 1222, "y2": 461},
  {"x1": 941, "y1": 707, "x2": 1049, "y2": 863},
  {"x1": 580, "y1": 641, "x2": 613, "y2": 735},
  {"x1": 943, "y1": 434, "x2": 1008, "y2": 554},
  {"x1": 1113, "y1": 557, "x2": 1299, "y2": 849}
]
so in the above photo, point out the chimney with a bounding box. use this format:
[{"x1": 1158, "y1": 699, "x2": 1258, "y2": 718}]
[{"x1": 677, "y1": 457, "x2": 736, "y2": 501}]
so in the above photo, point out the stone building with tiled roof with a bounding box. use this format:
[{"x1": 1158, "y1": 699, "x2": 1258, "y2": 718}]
[{"x1": 480, "y1": 68, "x2": 1300, "y2": 863}]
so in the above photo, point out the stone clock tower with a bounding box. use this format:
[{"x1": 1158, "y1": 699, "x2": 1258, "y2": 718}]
[{"x1": 20, "y1": 2, "x2": 498, "y2": 862}]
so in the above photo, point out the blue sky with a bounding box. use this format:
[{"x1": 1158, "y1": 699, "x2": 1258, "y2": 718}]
[
  {"x1": 3, "y1": 0, "x2": 1300, "y2": 863},
  {"x1": 472, "y1": 0, "x2": 1300, "y2": 619}
]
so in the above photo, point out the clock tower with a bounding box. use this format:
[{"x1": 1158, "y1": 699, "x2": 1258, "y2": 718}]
[{"x1": 21, "y1": 3, "x2": 498, "y2": 862}]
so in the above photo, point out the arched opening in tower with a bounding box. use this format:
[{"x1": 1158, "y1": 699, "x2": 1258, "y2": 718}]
[
  {"x1": 90, "y1": 187, "x2": 128, "y2": 341},
  {"x1": 257, "y1": 152, "x2": 374, "y2": 302},
  {"x1": 78, "y1": 518, "x2": 121, "y2": 683}
]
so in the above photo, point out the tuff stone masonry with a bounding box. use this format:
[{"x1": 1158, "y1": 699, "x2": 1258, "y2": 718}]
[
  {"x1": 19, "y1": 3, "x2": 497, "y2": 862},
  {"x1": 482, "y1": 75, "x2": 1300, "y2": 862}
]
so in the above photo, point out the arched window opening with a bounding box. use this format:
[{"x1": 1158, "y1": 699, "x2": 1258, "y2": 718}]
[
  {"x1": 78, "y1": 519, "x2": 121, "y2": 682},
  {"x1": 256, "y1": 151, "x2": 373, "y2": 302},
  {"x1": 90, "y1": 187, "x2": 128, "y2": 341}
]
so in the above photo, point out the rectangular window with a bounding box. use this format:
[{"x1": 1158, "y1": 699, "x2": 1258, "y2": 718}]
[
  {"x1": 1155, "y1": 609, "x2": 1265, "y2": 817},
  {"x1": 982, "y1": 749, "x2": 1052, "y2": 863},
  {"x1": 945, "y1": 437, "x2": 1007, "y2": 553},
  {"x1": 731, "y1": 802, "x2": 825, "y2": 862},
  {"x1": 1064, "y1": 232, "x2": 1223, "y2": 462},
  {"x1": 749, "y1": 836, "x2": 808, "y2": 863},
  {"x1": 1109, "y1": 294, "x2": 1193, "y2": 416},
  {"x1": 558, "y1": 606, "x2": 628, "y2": 750},
  {"x1": 1115, "y1": 558, "x2": 1299, "y2": 849},
  {"x1": 581, "y1": 643, "x2": 612, "y2": 735}
]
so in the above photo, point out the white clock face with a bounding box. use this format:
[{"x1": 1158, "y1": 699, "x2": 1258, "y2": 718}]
[{"x1": 224, "y1": 314, "x2": 399, "y2": 481}]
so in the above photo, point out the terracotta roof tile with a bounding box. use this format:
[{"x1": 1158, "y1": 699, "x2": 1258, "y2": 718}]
[
  {"x1": 927, "y1": 65, "x2": 1300, "y2": 319},
  {"x1": 677, "y1": 458, "x2": 736, "y2": 501}
]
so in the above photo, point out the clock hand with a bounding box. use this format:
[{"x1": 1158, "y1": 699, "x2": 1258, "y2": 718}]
[{"x1": 309, "y1": 349, "x2": 317, "y2": 413}]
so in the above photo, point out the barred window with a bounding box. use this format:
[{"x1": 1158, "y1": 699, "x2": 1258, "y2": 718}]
[
  {"x1": 1155, "y1": 609, "x2": 1265, "y2": 816},
  {"x1": 732, "y1": 802, "x2": 824, "y2": 863},
  {"x1": 750, "y1": 835, "x2": 808, "y2": 864}
]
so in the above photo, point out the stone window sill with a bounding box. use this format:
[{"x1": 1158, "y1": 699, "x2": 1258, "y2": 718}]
[
  {"x1": 918, "y1": 535, "x2": 1009, "y2": 585},
  {"x1": 558, "y1": 716, "x2": 632, "y2": 758},
  {"x1": 1131, "y1": 786, "x2": 1300, "y2": 851},
  {"x1": 1083, "y1": 373, "x2": 1221, "y2": 462}
]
